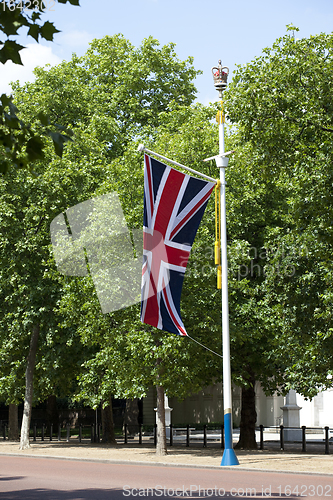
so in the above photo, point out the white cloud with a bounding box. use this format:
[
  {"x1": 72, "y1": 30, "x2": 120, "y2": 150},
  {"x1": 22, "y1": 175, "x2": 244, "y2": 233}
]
[
  {"x1": 0, "y1": 43, "x2": 61, "y2": 95},
  {"x1": 57, "y1": 30, "x2": 94, "y2": 51}
]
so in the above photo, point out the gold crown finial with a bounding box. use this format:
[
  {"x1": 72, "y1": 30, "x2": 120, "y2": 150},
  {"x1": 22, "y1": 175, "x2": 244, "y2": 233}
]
[{"x1": 212, "y1": 60, "x2": 229, "y2": 97}]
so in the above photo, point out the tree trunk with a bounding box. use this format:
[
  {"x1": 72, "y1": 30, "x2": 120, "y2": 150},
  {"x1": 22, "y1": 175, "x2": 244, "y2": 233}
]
[
  {"x1": 235, "y1": 374, "x2": 257, "y2": 450},
  {"x1": 124, "y1": 398, "x2": 139, "y2": 436},
  {"x1": 20, "y1": 324, "x2": 40, "y2": 450},
  {"x1": 8, "y1": 404, "x2": 19, "y2": 441},
  {"x1": 155, "y1": 385, "x2": 167, "y2": 456},
  {"x1": 101, "y1": 396, "x2": 117, "y2": 444}
]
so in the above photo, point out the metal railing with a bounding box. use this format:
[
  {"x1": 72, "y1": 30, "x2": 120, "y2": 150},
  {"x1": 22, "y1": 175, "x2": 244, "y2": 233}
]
[
  {"x1": 1, "y1": 421, "x2": 331, "y2": 455},
  {"x1": 258, "y1": 424, "x2": 331, "y2": 455}
]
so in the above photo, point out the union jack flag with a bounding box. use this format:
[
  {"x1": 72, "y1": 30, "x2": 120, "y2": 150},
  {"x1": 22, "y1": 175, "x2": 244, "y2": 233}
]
[{"x1": 141, "y1": 154, "x2": 215, "y2": 336}]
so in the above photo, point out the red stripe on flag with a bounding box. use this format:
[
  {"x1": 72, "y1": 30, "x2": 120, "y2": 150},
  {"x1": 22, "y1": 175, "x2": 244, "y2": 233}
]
[{"x1": 154, "y1": 168, "x2": 184, "y2": 238}]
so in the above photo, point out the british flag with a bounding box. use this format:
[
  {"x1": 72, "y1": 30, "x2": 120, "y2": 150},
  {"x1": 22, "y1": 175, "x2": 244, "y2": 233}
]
[{"x1": 141, "y1": 154, "x2": 215, "y2": 336}]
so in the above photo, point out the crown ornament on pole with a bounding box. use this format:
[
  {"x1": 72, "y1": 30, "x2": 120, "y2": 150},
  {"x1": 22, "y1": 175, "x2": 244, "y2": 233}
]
[{"x1": 212, "y1": 60, "x2": 229, "y2": 98}]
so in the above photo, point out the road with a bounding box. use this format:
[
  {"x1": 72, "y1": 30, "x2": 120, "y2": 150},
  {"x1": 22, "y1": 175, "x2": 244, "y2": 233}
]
[{"x1": 0, "y1": 455, "x2": 332, "y2": 499}]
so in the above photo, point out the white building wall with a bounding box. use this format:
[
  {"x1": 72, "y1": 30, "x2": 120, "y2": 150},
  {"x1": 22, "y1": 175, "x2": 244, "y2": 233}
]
[
  {"x1": 322, "y1": 390, "x2": 333, "y2": 426},
  {"x1": 297, "y1": 389, "x2": 333, "y2": 428},
  {"x1": 255, "y1": 384, "x2": 284, "y2": 427}
]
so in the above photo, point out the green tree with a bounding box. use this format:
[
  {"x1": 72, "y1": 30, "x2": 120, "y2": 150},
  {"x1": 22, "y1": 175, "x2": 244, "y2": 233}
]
[
  {"x1": 12, "y1": 34, "x2": 199, "y2": 160},
  {"x1": 224, "y1": 26, "x2": 333, "y2": 446},
  {"x1": 0, "y1": 35, "x2": 202, "y2": 449},
  {"x1": 153, "y1": 105, "x2": 292, "y2": 449},
  {"x1": 0, "y1": 128, "x2": 111, "y2": 448}
]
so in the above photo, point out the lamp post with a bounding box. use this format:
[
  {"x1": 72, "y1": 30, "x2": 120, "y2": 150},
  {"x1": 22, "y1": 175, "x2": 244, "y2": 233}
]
[{"x1": 211, "y1": 60, "x2": 239, "y2": 466}]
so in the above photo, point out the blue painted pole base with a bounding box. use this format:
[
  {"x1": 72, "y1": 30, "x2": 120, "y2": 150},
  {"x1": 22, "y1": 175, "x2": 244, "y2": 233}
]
[
  {"x1": 221, "y1": 448, "x2": 239, "y2": 466},
  {"x1": 221, "y1": 412, "x2": 239, "y2": 466}
]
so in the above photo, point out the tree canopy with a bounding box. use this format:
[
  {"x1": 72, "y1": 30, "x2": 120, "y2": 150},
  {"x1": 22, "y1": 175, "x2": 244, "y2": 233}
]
[{"x1": 225, "y1": 26, "x2": 333, "y2": 398}]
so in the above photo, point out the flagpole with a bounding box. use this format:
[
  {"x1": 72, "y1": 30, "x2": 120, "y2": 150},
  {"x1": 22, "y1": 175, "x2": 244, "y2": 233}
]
[
  {"x1": 212, "y1": 60, "x2": 239, "y2": 466},
  {"x1": 137, "y1": 144, "x2": 217, "y2": 183}
]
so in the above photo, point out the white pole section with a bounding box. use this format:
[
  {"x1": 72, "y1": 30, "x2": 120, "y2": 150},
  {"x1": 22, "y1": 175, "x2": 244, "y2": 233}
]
[{"x1": 216, "y1": 111, "x2": 239, "y2": 467}]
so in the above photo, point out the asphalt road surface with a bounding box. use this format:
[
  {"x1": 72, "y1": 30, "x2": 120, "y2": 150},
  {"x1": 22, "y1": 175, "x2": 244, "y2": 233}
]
[{"x1": 1, "y1": 455, "x2": 333, "y2": 499}]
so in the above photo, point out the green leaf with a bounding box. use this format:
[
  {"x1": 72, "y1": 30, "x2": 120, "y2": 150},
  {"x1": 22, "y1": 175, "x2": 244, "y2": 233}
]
[
  {"x1": 1, "y1": 93, "x2": 12, "y2": 108},
  {"x1": 57, "y1": 0, "x2": 80, "y2": 4},
  {"x1": 37, "y1": 111, "x2": 50, "y2": 126},
  {"x1": 0, "y1": 40, "x2": 24, "y2": 65},
  {"x1": 0, "y1": 9, "x2": 25, "y2": 36},
  {"x1": 48, "y1": 131, "x2": 70, "y2": 157},
  {"x1": 0, "y1": 159, "x2": 9, "y2": 174},
  {"x1": 0, "y1": 19, "x2": 21, "y2": 37},
  {"x1": 8, "y1": 100, "x2": 18, "y2": 115},
  {"x1": 15, "y1": 156, "x2": 28, "y2": 169},
  {"x1": 27, "y1": 24, "x2": 40, "y2": 43},
  {"x1": 0, "y1": 131, "x2": 14, "y2": 149},
  {"x1": 31, "y1": 11, "x2": 42, "y2": 22},
  {"x1": 26, "y1": 135, "x2": 45, "y2": 161},
  {"x1": 40, "y1": 21, "x2": 61, "y2": 42},
  {"x1": 54, "y1": 123, "x2": 74, "y2": 137},
  {"x1": 4, "y1": 111, "x2": 20, "y2": 130}
]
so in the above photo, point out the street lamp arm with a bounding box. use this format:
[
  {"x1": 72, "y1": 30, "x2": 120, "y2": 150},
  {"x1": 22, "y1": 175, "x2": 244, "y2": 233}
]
[{"x1": 202, "y1": 150, "x2": 236, "y2": 162}]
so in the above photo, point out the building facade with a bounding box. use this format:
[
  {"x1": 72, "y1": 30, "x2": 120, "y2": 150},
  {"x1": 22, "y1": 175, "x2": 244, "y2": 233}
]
[{"x1": 143, "y1": 384, "x2": 333, "y2": 429}]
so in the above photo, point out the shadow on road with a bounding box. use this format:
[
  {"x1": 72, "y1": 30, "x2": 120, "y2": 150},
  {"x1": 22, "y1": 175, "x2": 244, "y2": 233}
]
[
  {"x1": 0, "y1": 476, "x2": 25, "y2": 482},
  {"x1": 0, "y1": 487, "x2": 301, "y2": 499}
]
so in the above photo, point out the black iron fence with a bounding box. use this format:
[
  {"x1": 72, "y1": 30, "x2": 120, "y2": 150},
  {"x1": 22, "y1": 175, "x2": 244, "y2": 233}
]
[
  {"x1": 1, "y1": 421, "x2": 97, "y2": 444},
  {"x1": 256, "y1": 425, "x2": 332, "y2": 454},
  {"x1": 1, "y1": 421, "x2": 332, "y2": 455}
]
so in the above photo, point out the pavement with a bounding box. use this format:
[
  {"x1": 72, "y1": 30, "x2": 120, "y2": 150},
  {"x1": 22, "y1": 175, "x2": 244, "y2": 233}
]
[{"x1": 1, "y1": 436, "x2": 333, "y2": 475}]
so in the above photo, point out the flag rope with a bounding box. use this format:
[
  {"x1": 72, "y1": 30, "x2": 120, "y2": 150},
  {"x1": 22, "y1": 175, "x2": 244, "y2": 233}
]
[
  {"x1": 138, "y1": 145, "x2": 218, "y2": 183},
  {"x1": 187, "y1": 334, "x2": 223, "y2": 359},
  {"x1": 221, "y1": 100, "x2": 225, "y2": 124}
]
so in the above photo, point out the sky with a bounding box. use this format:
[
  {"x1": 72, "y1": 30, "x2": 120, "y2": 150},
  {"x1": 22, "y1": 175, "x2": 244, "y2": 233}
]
[{"x1": 1, "y1": 0, "x2": 333, "y2": 103}]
